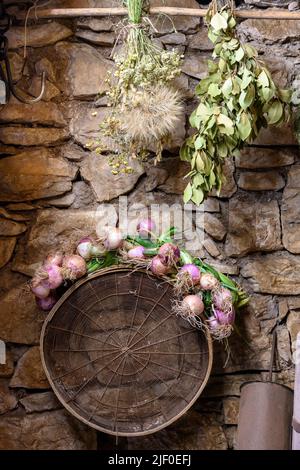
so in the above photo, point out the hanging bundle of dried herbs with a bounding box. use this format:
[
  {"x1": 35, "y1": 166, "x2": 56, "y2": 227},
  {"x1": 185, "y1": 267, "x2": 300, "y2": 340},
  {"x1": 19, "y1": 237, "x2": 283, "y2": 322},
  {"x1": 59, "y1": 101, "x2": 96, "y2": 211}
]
[
  {"x1": 100, "y1": 0, "x2": 184, "y2": 173},
  {"x1": 180, "y1": 2, "x2": 292, "y2": 205}
]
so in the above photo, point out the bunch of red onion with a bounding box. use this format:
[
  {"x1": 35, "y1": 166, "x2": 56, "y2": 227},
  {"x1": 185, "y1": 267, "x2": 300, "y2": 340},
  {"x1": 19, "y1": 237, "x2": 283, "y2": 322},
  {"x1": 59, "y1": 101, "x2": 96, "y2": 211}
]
[
  {"x1": 175, "y1": 263, "x2": 201, "y2": 294},
  {"x1": 31, "y1": 251, "x2": 87, "y2": 311},
  {"x1": 76, "y1": 237, "x2": 105, "y2": 260}
]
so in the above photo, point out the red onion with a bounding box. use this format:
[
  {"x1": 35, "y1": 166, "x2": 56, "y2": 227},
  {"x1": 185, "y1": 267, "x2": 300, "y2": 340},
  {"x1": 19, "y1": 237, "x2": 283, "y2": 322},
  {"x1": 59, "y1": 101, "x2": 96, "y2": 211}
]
[
  {"x1": 150, "y1": 255, "x2": 170, "y2": 277},
  {"x1": 158, "y1": 243, "x2": 180, "y2": 266},
  {"x1": 36, "y1": 294, "x2": 57, "y2": 312},
  {"x1": 214, "y1": 307, "x2": 235, "y2": 326},
  {"x1": 77, "y1": 237, "x2": 94, "y2": 260},
  {"x1": 182, "y1": 295, "x2": 205, "y2": 316},
  {"x1": 212, "y1": 287, "x2": 233, "y2": 313},
  {"x1": 31, "y1": 278, "x2": 50, "y2": 299},
  {"x1": 127, "y1": 246, "x2": 146, "y2": 259},
  {"x1": 178, "y1": 264, "x2": 201, "y2": 285},
  {"x1": 104, "y1": 227, "x2": 123, "y2": 250},
  {"x1": 44, "y1": 252, "x2": 63, "y2": 267},
  {"x1": 137, "y1": 218, "x2": 156, "y2": 237},
  {"x1": 63, "y1": 255, "x2": 87, "y2": 280},
  {"x1": 43, "y1": 264, "x2": 64, "y2": 290},
  {"x1": 207, "y1": 316, "x2": 220, "y2": 331},
  {"x1": 200, "y1": 273, "x2": 220, "y2": 291}
]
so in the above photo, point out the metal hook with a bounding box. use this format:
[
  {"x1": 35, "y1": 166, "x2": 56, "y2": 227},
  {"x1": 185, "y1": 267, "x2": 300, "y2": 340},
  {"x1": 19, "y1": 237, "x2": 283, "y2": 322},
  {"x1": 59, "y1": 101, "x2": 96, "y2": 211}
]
[{"x1": 0, "y1": 4, "x2": 46, "y2": 104}]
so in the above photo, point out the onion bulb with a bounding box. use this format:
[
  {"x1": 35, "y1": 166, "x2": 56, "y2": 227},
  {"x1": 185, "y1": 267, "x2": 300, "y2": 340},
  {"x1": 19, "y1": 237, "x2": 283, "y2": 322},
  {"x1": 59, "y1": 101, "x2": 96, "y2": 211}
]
[
  {"x1": 36, "y1": 294, "x2": 57, "y2": 312},
  {"x1": 104, "y1": 227, "x2": 123, "y2": 250},
  {"x1": 44, "y1": 252, "x2": 63, "y2": 267},
  {"x1": 158, "y1": 243, "x2": 180, "y2": 266},
  {"x1": 212, "y1": 287, "x2": 233, "y2": 313},
  {"x1": 137, "y1": 218, "x2": 156, "y2": 238},
  {"x1": 127, "y1": 246, "x2": 145, "y2": 259},
  {"x1": 200, "y1": 273, "x2": 219, "y2": 291},
  {"x1": 62, "y1": 255, "x2": 87, "y2": 280},
  {"x1": 150, "y1": 255, "x2": 170, "y2": 277},
  {"x1": 31, "y1": 278, "x2": 50, "y2": 299},
  {"x1": 43, "y1": 264, "x2": 64, "y2": 290},
  {"x1": 182, "y1": 295, "x2": 205, "y2": 317},
  {"x1": 214, "y1": 307, "x2": 235, "y2": 326},
  {"x1": 178, "y1": 264, "x2": 201, "y2": 285}
]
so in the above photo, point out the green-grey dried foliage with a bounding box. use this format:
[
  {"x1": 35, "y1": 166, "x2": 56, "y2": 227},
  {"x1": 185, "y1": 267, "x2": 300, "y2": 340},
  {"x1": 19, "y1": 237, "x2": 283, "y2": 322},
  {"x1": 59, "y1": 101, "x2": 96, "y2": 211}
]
[{"x1": 180, "y1": 7, "x2": 292, "y2": 205}]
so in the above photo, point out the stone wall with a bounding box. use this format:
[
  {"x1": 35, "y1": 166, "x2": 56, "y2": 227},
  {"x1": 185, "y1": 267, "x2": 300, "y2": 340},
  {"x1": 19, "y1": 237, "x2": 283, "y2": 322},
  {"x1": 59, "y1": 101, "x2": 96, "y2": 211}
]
[{"x1": 0, "y1": 0, "x2": 300, "y2": 450}]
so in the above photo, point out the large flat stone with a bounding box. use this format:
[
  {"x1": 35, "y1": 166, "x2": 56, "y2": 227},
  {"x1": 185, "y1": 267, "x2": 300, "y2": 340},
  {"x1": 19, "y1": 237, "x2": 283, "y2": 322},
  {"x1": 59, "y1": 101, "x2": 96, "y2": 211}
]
[
  {"x1": 69, "y1": 104, "x2": 113, "y2": 149},
  {"x1": 80, "y1": 153, "x2": 144, "y2": 202},
  {"x1": 0, "y1": 380, "x2": 17, "y2": 415},
  {"x1": 12, "y1": 209, "x2": 103, "y2": 275},
  {"x1": 238, "y1": 18, "x2": 300, "y2": 43},
  {"x1": 54, "y1": 42, "x2": 112, "y2": 98},
  {"x1": 10, "y1": 347, "x2": 49, "y2": 389},
  {"x1": 127, "y1": 411, "x2": 227, "y2": 450},
  {"x1": 237, "y1": 171, "x2": 285, "y2": 191},
  {"x1": 20, "y1": 392, "x2": 61, "y2": 413},
  {"x1": 0, "y1": 149, "x2": 77, "y2": 202},
  {"x1": 0, "y1": 284, "x2": 44, "y2": 345},
  {"x1": 0, "y1": 218, "x2": 27, "y2": 236},
  {"x1": 0, "y1": 127, "x2": 70, "y2": 147},
  {"x1": 0, "y1": 102, "x2": 66, "y2": 127},
  {"x1": 75, "y1": 30, "x2": 115, "y2": 46},
  {"x1": 6, "y1": 22, "x2": 72, "y2": 49},
  {"x1": 236, "y1": 147, "x2": 295, "y2": 169},
  {"x1": 0, "y1": 410, "x2": 97, "y2": 450},
  {"x1": 0, "y1": 238, "x2": 16, "y2": 269},
  {"x1": 254, "y1": 122, "x2": 297, "y2": 146},
  {"x1": 282, "y1": 165, "x2": 300, "y2": 254},
  {"x1": 187, "y1": 28, "x2": 214, "y2": 51},
  {"x1": 241, "y1": 253, "x2": 300, "y2": 295},
  {"x1": 225, "y1": 197, "x2": 281, "y2": 257},
  {"x1": 182, "y1": 52, "x2": 210, "y2": 79}
]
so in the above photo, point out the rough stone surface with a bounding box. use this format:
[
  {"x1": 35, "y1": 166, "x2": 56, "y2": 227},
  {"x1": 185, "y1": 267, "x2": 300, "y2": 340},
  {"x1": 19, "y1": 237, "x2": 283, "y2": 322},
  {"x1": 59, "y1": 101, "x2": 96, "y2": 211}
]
[
  {"x1": 182, "y1": 52, "x2": 210, "y2": 79},
  {"x1": 10, "y1": 347, "x2": 49, "y2": 389},
  {"x1": 20, "y1": 392, "x2": 61, "y2": 413},
  {"x1": 0, "y1": 350, "x2": 14, "y2": 378},
  {"x1": 238, "y1": 18, "x2": 300, "y2": 43},
  {"x1": 282, "y1": 165, "x2": 300, "y2": 254},
  {"x1": 204, "y1": 214, "x2": 226, "y2": 241},
  {"x1": 223, "y1": 398, "x2": 239, "y2": 425},
  {"x1": 225, "y1": 198, "x2": 281, "y2": 257},
  {"x1": 241, "y1": 254, "x2": 300, "y2": 295},
  {"x1": 0, "y1": 238, "x2": 17, "y2": 269},
  {"x1": 0, "y1": 284, "x2": 44, "y2": 345},
  {"x1": 254, "y1": 122, "x2": 297, "y2": 146},
  {"x1": 0, "y1": 102, "x2": 66, "y2": 127},
  {"x1": 81, "y1": 153, "x2": 145, "y2": 203},
  {"x1": 0, "y1": 128, "x2": 70, "y2": 147},
  {"x1": 6, "y1": 22, "x2": 72, "y2": 49},
  {"x1": 213, "y1": 158, "x2": 237, "y2": 198},
  {"x1": 0, "y1": 149, "x2": 77, "y2": 202},
  {"x1": 0, "y1": 410, "x2": 97, "y2": 450},
  {"x1": 0, "y1": 219, "x2": 27, "y2": 236},
  {"x1": 187, "y1": 28, "x2": 214, "y2": 50},
  {"x1": 127, "y1": 411, "x2": 227, "y2": 450},
  {"x1": 54, "y1": 42, "x2": 112, "y2": 98},
  {"x1": 236, "y1": 147, "x2": 295, "y2": 169},
  {"x1": 237, "y1": 171, "x2": 285, "y2": 191},
  {"x1": 0, "y1": 381, "x2": 17, "y2": 415},
  {"x1": 75, "y1": 30, "x2": 115, "y2": 46}
]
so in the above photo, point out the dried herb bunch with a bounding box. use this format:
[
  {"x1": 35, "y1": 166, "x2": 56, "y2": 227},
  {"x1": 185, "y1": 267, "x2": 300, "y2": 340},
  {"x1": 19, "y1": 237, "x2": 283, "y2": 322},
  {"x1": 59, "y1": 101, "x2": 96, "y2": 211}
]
[
  {"x1": 180, "y1": 3, "x2": 292, "y2": 205},
  {"x1": 100, "y1": 0, "x2": 184, "y2": 172}
]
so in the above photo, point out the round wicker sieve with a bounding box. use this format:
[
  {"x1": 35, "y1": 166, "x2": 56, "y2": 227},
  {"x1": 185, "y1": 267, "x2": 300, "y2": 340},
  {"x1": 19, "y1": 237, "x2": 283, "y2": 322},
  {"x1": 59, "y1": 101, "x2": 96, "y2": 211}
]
[{"x1": 41, "y1": 266, "x2": 213, "y2": 436}]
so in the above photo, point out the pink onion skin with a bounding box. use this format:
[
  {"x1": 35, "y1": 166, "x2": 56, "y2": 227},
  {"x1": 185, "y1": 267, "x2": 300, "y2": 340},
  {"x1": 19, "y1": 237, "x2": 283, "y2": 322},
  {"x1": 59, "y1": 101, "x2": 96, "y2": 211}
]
[
  {"x1": 214, "y1": 308, "x2": 235, "y2": 326},
  {"x1": 212, "y1": 287, "x2": 233, "y2": 311},
  {"x1": 44, "y1": 252, "x2": 64, "y2": 267},
  {"x1": 158, "y1": 243, "x2": 180, "y2": 265},
  {"x1": 36, "y1": 294, "x2": 57, "y2": 311},
  {"x1": 127, "y1": 246, "x2": 145, "y2": 259},
  {"x1": 43, "y1": 264, "x2": 64, "y2": 290},
  {"x1": 182, "y1": 295, "x2": 205, "y2": 316},
  {"x1": 200, "y1": 273, "x2": 219, "y2": 291},
  {"x1": 63, "y1": 255, "x2": 87, "y2": 280},
  {"x1": 77, "y1": 237, "x2": 94, "y2": 260},
  {"x1": 31, "y1": 278, "x2": 51, "y2": 299},
  {"x1": 207, "y1": 316, "x2": 220, "y2": 331},
  {"x1": 104, "y1": 227, "x2": 123, "y2": 250},
  {"x1": 137, "y1": 219, "x2": 156, "y2": 238},
  {"x1": 150, "y1": 255, "x2": 171, "y2": 277},
  {"x1": 179, "y1": 264, "x2": 201, "y2": 285}
]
